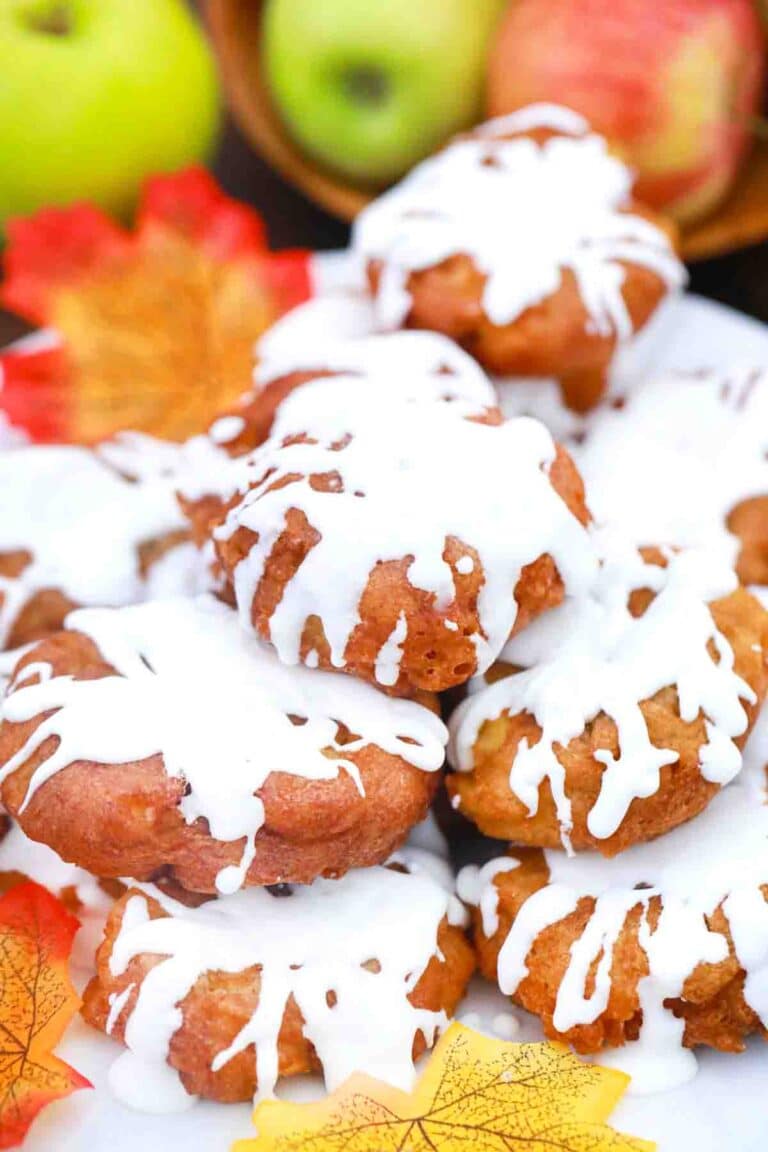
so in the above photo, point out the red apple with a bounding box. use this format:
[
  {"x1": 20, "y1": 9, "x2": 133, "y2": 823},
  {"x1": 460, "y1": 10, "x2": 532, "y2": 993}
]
[{"x1": 487, "y1": 0, "x2": 766, "y2": 223}]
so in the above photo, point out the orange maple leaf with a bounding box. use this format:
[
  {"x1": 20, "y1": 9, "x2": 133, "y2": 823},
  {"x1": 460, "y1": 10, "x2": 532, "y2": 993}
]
[
  {"x1": 235, "y1": 1023, "x2": 654, "y2": 1152},
  {"x1": 0, "y1": 881, "x2": 90, "y2": 1149},
  {"x1": 0, "y1": 168, "x2": 311, "y2": 444}
]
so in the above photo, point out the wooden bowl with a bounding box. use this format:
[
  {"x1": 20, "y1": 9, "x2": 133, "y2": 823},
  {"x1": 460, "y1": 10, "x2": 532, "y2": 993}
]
[
  {"x1": 206, "y1": 0, "x2": 768, "y2": 262},
  {"x1": 205, "y1": 0, "x2": 371, "y2": 221}
]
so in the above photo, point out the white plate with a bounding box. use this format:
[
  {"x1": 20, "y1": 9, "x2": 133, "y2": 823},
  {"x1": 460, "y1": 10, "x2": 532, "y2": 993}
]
[{"x1": 13, "y1": 281, "x2": 768, "y2": 1152}]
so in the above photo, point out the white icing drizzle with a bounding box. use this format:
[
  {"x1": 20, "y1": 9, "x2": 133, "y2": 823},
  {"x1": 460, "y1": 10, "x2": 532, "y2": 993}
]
[
  {"x1": 374, "y1": 612, "x2": 408, "y2": 688},
  {"x1": 353, "y1": 104, "x2": 684, "y2": 333},
  {"x1": 0, "y1": 596, "x2": 446, "y2": 894},
  {"x1": 256, "y1": 293, "x2": 376, "y2": 371},
  {"x1": 142, "y1": 541, "x2": 213, "y2": 601},
  {"x1": 495, "y1": 375, "x2": 591, "y2": 442},
  {"x1": 574, "y1": 367, "x2": 768, "y2": 561},
  {"x1": 106, "y1": 984, "x2": 135, "y2": 1035},
  {"x1": 450, "y1": 537, "x2": 756, "y2": 844},
  {"x1": 256, "y1": 327, "x2": 496, "y2": 408},
  {"x1": 456, "y1": 858, "x2": 520, "y2": 936},
  {"x1": 173, "y1": 328, "x2": 496, "y2": 519},
  {"x1": 209, "y1": 415, "x2": 246, "y2": 445},
  {"x1": 104, "y1": 864, "x2": 455, "y2": 1110},
  {"x1": 463, "y1": 715, "x2": 768, "y2": 1093},
  {"x1": 0, "y1": 443, "x2": 186, "y2": 647},
  {"x1": 388, "y1": 839, "x2": 468, "y2": 930},
  {"x1": 216, "y1": 400, "x2": 596, "y2": 681}
]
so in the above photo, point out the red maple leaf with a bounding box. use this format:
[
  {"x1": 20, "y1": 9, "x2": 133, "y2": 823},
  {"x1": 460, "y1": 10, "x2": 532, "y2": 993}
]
[
  {"x1": 0, "y1": 881, "x2": 90, "y2": 1148},
  {"x1": 0, "y1": 168, "x2": 311, "y2": 443}
]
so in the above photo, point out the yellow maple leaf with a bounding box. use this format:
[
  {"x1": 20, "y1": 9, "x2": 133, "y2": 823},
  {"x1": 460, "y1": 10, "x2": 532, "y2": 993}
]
[{"x1": 234, "y1": 1023, "x2": 654, "y2": 1152}]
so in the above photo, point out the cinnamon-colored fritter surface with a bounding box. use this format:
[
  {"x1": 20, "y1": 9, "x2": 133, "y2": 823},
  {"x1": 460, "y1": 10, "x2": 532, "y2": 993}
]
[
  {"x1": 448, "y1": 586, "x2": 768, "y2": 855},
  {"x1": 472, "y1": 849, "x2": 767, "y2": 1055},
  {"x1": 0, "y1": 529, "x2": 190, "y2": 650},
  {"x1": 0, "y1": 634, "x2": 441, "y2": 891},
  {"x1": 212, "y1": 442, "x2": 589, "y2": 695},
  {"x1": 367, "y1": 205, "x2": 676, "y2": 414},
  {"x1": 728, "y1": 496, "x2": 768, "y2": 586},
  {"x1": 82, "y1": 887, "x2": 476, "y2": 1103}
]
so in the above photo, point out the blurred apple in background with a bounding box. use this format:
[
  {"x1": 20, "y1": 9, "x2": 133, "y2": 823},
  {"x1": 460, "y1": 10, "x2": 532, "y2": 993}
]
[
  {"x1": 262, "y1": 0, "x2": 507, "y2": 184},
  {"x1": 487, "y1": 0, "x2": 766, "y2": 224},
  {"x1": 0, "y1": 0, "x2": 220, "y2": 227}
]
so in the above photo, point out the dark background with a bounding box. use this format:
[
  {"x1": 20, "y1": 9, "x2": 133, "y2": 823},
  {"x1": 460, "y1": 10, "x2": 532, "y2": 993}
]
[{"x1": 2, "y1": 114, "x2": 767, "y2": 343}]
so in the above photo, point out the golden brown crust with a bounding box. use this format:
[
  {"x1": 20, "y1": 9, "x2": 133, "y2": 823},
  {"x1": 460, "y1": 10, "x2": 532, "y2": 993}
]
[
  {"x1": 448, "y1": 586, "x2": 768, "y2": 855},
  {"x1": 727, "y1": 496, "x2": 768, "y2": 586},
  {"x1": 212, "y1": 441, "x2": 589, "y2": 695},
  {"x1": 367, "y1": 202, "x2": 677, "y2": 414},
  {"x1": 472, "y1": 849, "x2": 767, "y2": 1055},
  {"x1": 0, "y1": 633, "x2": 442, "y2": 891},
  {"x1": 82, "y1": 888, "x2": 476, "y2": 1102}
]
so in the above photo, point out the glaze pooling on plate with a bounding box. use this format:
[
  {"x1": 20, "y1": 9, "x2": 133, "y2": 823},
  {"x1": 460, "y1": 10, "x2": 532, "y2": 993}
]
[
  {"x1": 215, "y1": 399, "x2": 596, "y2": 682},
  {"x1": 0, "y1": 443, "x2": 186, "y2": 646},
  {"x1": 450, "y1": 538, "x2": 755, "y2": 845},
  {"x1": 573, "y1": 367, "x2": 768, "y2": 558},
  {"x1": 460, "y1": 715, "x2": 768, "y2": 1094},
  {"x1": 104, "y1": 863, "x2": 457, "y2": 1110},
  {"x1": 353, "y1": 103, "x2": 685, "y2": 332},
  {"x1": 0, "y1": 596, "x2": 446, "y2": 894}
]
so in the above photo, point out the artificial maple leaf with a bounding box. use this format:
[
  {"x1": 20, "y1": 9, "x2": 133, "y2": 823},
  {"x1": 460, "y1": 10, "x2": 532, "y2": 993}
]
[
  {"x1": 0, "y1": 168, "x2": 311, "y2": 444},
  {"x1": 234, "y1": 1023, "x2": 654, "y2": 1152},
  {"x1": 0, "y1": 881, "x2": 90, "y2": 1149}
]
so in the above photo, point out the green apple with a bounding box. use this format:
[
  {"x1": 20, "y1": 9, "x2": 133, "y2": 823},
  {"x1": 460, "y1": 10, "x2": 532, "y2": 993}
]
[
  {"x1": 263, "y1": 0, "x2": 506, "y2": 184},
  {"x1": 0, "y1": 0, "x2": 220, "y2": 225}
]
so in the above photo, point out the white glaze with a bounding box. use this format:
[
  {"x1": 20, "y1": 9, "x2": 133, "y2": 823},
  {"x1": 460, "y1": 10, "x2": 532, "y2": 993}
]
[
  {"x1": 209, "y1": 416, "x2": 246, "y2": 445},
  {"x1": 456, "y1": 857, "x2": 520, "y2": 936},
  {"x1": 574, "y1": 367, "x2": 768, "y2": 562},
  {"x1": 353, "y1": 104, "x2": 684, "y2": 333},
  {"x1": 0, "y1": 443, "x2": 186, "y2": 647},
  {"x1": 450, "y1": 537, "x2": 756, "y2": 845},
  {"x1": 256, "y1": 293, "x2": 376, "y2": 368},
  {"x1": 256, "y1": 327, "x2": 496, "y2": 408},
  {"x1": 216, "y1": 401, "x2": 596, "y2": 681},
  {"x1": 173, "y1": 328, "x2": 497, "y2": 525},
  {"x1": 495, "y1": 375, "x2": 591, "y2": 441},
  {"x1": 104, "y1": 864, "x2": 455, "y2": 1110},
  {"x1": 142, "y1": 542, "x2": 212, "y2": 600},
  {"x1": 0, "y1": 596, "x2": 446, "y2": 894},
  {"x1": 462, "y1": 713, "x2": 768, "y2": 1093}
]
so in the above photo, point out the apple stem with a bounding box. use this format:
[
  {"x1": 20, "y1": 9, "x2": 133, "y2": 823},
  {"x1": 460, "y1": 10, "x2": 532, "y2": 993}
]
[{"x1": 341, "y1": 68, "x2": 390, "y2": 107}]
